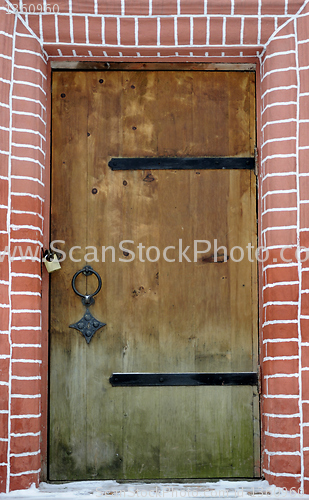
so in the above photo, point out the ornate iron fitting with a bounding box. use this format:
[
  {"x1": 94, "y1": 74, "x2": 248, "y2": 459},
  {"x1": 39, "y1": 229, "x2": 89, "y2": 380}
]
[{"x1": 69, "y1": 265, "x2": 106, "y2": 344}]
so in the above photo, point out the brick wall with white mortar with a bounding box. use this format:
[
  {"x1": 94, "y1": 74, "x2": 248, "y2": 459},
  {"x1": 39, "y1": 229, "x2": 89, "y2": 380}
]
[
  {"x1": 0, "y1": 6, "x2": 47, "y2": 492},
  {"x1": 2, "y1": 0, "x2": 309, "y2": 493}
]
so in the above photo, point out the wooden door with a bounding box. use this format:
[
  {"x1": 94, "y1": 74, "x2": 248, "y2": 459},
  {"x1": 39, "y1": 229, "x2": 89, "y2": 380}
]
[{"x1": 49, "y1": 69, "x2": 258, "y2": 480}]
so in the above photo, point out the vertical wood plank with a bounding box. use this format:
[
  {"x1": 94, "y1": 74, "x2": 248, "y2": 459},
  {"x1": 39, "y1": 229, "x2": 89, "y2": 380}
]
[
  {"x1": 85, "y1": 71, "x2": 125, "y2": 478},
  {"x1": 49, "y1": 72, "x2": 89, "y2": 480},
  {"x1": 155, "y1": 71, "x2": 197, "y2": 477},
  {"x1": 119, "y1": 71, "x2": 161, "y2": 478}
]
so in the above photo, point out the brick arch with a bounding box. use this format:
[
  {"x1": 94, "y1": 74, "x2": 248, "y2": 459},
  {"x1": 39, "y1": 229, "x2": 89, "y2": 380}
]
[{"x1": 1, "y1": 0, "x2": 309, "y2": 493}]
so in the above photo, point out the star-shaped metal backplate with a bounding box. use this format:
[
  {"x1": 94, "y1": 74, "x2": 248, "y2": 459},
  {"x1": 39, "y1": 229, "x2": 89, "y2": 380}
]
[{"x1": 69, "y1": 308, "x2": 106, "y2": 344}]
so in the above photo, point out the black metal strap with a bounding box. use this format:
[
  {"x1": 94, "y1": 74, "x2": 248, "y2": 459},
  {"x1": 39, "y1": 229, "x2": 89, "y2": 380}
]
[
  {"x1": 109, "y1": 372, "x2": 258, "y2": 387},
  {"x1": 108, "y1": 157, "x2": 254, "y2": 171}
]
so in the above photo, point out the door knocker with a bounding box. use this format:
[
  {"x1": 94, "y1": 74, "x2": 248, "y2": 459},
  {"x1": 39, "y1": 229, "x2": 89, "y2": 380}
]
[{"x1": 69, "y1": 265, "x2": 106, "y2": 344}]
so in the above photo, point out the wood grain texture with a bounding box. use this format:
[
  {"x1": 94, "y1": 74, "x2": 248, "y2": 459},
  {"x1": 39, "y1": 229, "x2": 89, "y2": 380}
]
[
  {"x1": 50, "y1": 72, "x2": 89, "y2": 480},
  {"x1": 51, "y1": 62, "x2": 256, "y2": 72},
  {"x1": 50, "y1": 70, "x2": 258, "y2": 480}
]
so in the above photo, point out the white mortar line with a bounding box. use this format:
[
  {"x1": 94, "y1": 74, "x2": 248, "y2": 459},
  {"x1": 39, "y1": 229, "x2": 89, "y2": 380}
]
[
  {"x1": 12, "y1": 95, "x2": 46, "y2": 111},
  {"x1": 230, "y1": 0, "x2": 234, "y2": 15},
  {"x1": 39, "y1": 40, "x2": 264, "y2": 49},
  {"x1": 265, "y1": 395, "x2": 299, "y2": 399},
  {"x1": 14, "y1": 48, "x2": 46, "y2": 63},
  {"x1": 11, "y1": 312, "x2": 41, "y2": 316},
  {"x1": 257, "y1": 0, "x2": 261, "y2": 45},
  {"x1": 262, "y1": 187, "x2": 297, "y2": 197},
  {"x1": 294, "y1": 16, "x2": 304, "y2": 492},
  {"x1": 262, "y1": 171, "x2": 296, "y2": 178},
  {"x1": 262, "y1": 86, "x2": 298, "y2": 99},
  {"x1": 254, "y1": 242, "x2": 284, "y2": 252},
  {"x1": 117, "y1": 17, "x2": 121, "y2": 45},
  {"x1": 10, "y1": 275, "x2": 41, "y2": 283},
  {"x1": 11, "y1": 358, "x2": 42, "y2": 362},
  {"x1": 12, "y1": 11, "x2": 300, "y2": 19},
  {"x1": 10, "y1": 432, "x2": 40, "y2": 437},
  {"x1": 262, "y1": 207, "x2": 297, "y2": 215},
  {"x1": 156, "y1": 17, "x2": 160, "y2": 46},
  {"x1": 264, "y1": 470, "x2": 301, "y2": 477},
  {"x1": 265, "y1": 450, "x2": 301, "y2": 455},
  {"x1": 263, "y1": 118, "x2": 297, "y2": 129},
  {"x1": 264, "y1": 413, "x2": 300, "y2": 417},
  {"x1": 262, "y1": 68, "x2": 297, "y2": 82},
  {"x1": 265, "y1": 431, "x2": 300, "y2": 437},
  {"x1": 11, "y1": 394, "x2": 41, "y2": 399},
  {"x1": 51, "y1": 53, "x2": 259, "y2": 59},
  {"x1": 85, "y1": 15, "x2": 89, "y2": 45},
  {"x1": 263, "y1": 354, "x2": 298, "y2": 359},
  {"x1": 263, "y1": 50, "x2": 296, "y2": 62},
  {"x1": 263, "y1": 301, "x2": 298, "y2": 307},
  {"x1": 11, "y1": 238, "x2": 43, "y2": 244},
  {"x1": 54, "y1": 13, "x2": 59, "y2": 43},
  {"x1": 190, "y1": 17, "x2": 193, "y2": 46},
  {"x1": 10, "y1": 450, "x2": 40, "y2": 457},
  {"x1": 6, "y1": 14, "x2": 17, "y2": 494},
  {"x1": 100, "y1": 17, "x2": 105, "y2": 45},
  {"x1": 11, "y1": 413, "x2": 41, "y2": 419},
  {"x1": 174, "y1": 17, "x2": 178, "y2": 46},
  {"x1": 10, "y1": 469, "x2": 41, "y2": 477},
  {"x1": 263, "y1": 282, "x2": 299, "y2": 289},
  {"x1": 134, "y1": 17, "x2": 138, "y2": 46},
  {"x1": 261, "y1": 225, "x2": 297, "y2": 233},
  {"x1": 206, "y1": 17, "x2": 210, "y2": 45},
  {"x1": 262, "y1": 103, "x2": 297, "y2": 115},
  {"x1": 222, "y1": 17, "x2": 226, "y2": 45}
]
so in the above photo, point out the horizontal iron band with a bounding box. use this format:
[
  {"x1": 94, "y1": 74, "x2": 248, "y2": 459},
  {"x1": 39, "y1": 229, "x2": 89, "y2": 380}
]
[
  {"x1": 108, "y1": 157, "x2": 254, "y2": 171},
  {"x1": 109, "y1": 372, "x2": 258, "y2": 387}
]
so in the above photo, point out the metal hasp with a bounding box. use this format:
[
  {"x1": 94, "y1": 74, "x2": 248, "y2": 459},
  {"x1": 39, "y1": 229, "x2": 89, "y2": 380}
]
[
  {"x1": 108, "y1": 157, "x2": 255, "y2": 171},
  {"x1": 109, "y1": 372, "x2": 258, "y2": 387},
  {"x1": 69, "y1": 265, "x2": 106, "y2": 344}
]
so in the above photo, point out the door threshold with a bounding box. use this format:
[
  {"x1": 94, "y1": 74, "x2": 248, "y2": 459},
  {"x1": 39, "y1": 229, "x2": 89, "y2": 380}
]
[{"x1": 3, "y1": 480, "x2": 288, "y2": 499}]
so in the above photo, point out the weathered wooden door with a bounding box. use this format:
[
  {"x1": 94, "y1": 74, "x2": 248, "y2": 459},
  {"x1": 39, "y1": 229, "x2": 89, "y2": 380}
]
[{"x1": 49, "y1": 69, "x2": 258, "y2": 480}]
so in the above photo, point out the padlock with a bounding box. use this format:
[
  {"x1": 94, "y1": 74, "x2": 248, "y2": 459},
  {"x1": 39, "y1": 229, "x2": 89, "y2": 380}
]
[{"x1": 43, "y1": 251, "x2": 61, "y2": 273}]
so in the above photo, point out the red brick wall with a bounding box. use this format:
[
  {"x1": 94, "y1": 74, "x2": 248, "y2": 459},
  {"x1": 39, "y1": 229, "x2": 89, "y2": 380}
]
[
  {"x1": 260, "y1": 3, "x2": 309, "y2": 491},
  {"x1": 2, "y1": 0, "x2": 309, "y2": 494},
  {"x1": 24, "y1": 0, "x2": 302, "y2": 58},
  {"x1": 0, "y1": 6, "x2": 47, "y2": 493}
]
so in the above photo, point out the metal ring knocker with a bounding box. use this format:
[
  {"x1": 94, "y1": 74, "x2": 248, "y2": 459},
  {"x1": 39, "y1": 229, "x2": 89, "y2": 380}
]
[
  {"x1": 69, "y1": 266, "x2": 106, "y2": 344},
  {"x1": 72, "y1": 265, "x2": 102, "y2": 306}
]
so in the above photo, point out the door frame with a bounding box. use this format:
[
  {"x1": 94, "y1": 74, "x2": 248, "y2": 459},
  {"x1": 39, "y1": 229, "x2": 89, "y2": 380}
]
[{"x1": 41, "y1": 61, "x2": 262, "y2": 481}]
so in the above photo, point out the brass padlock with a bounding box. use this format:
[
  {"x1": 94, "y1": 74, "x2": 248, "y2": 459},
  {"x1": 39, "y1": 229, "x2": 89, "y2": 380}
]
[{"x1": 43, "y1": 250, "x2": 61, "y2": 273}]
